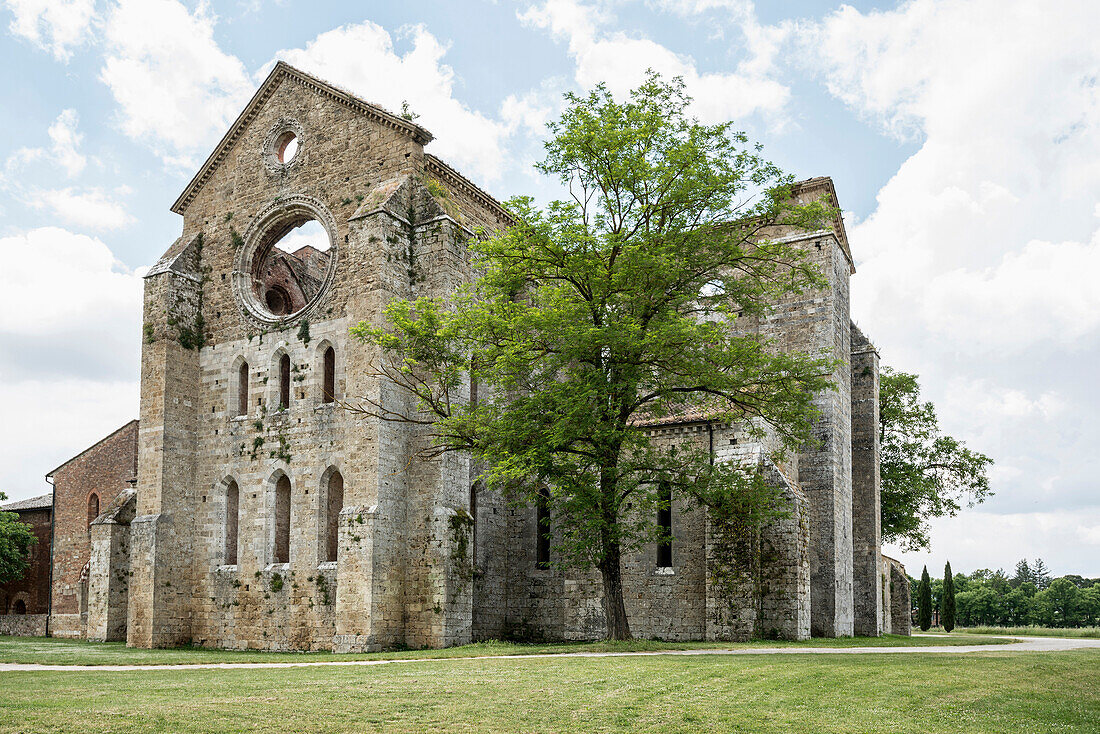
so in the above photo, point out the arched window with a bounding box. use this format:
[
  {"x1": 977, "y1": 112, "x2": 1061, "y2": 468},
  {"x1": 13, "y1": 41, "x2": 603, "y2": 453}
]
[
  {"x1": 657, "y1": 482, "x2": 672, "y2": 568},
  {"x1": 536, "y1": 487, "x2": 551, "y2": 569},
  {"x1": 237, "y1": 361, "x2": 249, "y2": 416},
  {"x1": 274, "y1": 475, "x2": 291, "y2": 564},
  {"x1": 278, "y1": 353, "x2": 291, "y2": 410},
  {"x1": 87, "y1": 493, "x2": 100, "y2": 528},
  {"x1": 225, "y1": 480, "x2": 240, "y2": 566},
  {"x1": 322, "y1": 347, "x2": 335, "y2": 403},
  {"x1": 469, "y1": 483, "x2": 478, "y2": 566},
  {"x1": 12, "y1": 599, "x2": 26, "y2": 615},
  {"x1": 325, "y1": 470, "x2": 343, "y2": 563}
]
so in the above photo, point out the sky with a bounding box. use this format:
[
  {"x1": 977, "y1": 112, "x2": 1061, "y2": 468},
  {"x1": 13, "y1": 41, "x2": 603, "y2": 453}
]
[{"x1": 0, "y1": 0, "x2": 1097, "y2": 578}]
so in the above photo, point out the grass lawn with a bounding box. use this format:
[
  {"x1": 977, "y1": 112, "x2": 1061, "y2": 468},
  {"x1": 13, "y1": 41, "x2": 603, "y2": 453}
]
[
  {"x1": 954, "y1": 625, "x2": 1100, "y2": 639},
  {"x1": 0, "y1": 633, "x2": 1010, "y2": 666},
  {"x1": 0, "y1": 648, "x2": 1095, "y2": 733}
]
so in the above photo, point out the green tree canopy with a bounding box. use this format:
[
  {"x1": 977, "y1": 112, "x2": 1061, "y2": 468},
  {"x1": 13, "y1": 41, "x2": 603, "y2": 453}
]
[
  {"x1": 879, "y1": 368, "x2": 993, "y2": 550},
  {"x1": 351, "y1": 72, "x2": 834, "y2": 640},
  {"x1": 0, "y1": 493, "x2": 37, "y2": 584}
]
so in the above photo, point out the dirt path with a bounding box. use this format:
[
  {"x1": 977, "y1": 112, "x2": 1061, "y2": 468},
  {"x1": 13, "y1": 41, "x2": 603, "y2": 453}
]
[{"x1": 0, "y1": 635, "x2": 1096, "y2": 672}]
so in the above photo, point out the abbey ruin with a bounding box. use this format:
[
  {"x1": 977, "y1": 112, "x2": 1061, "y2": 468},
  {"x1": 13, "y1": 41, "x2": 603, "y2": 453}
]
[{"x1": 1, "y1": 63, "x2": 910, "y2": 649}]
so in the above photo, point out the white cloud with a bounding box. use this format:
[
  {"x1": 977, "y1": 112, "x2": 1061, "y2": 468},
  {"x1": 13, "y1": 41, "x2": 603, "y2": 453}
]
[
  {"x1": 0, "y1": 227, "x2": 142, "y2": 500},
  {"x1": 0, "y1": 227, "x2": 143, "y2": 336},
  {"x1": 886, "y1": 509, "x2": 1100, "y2": 577},
  {"x1": 0, "y1": 378, "x2": 139, "y2": 501},
  {"x1": 26, "y1": 186, "x2": 134, "y2": 230},
  {"x1": 520, "y1": 0, "x2": 790, "y2": 123},
  {"x1": 4, "y1": 0, "x2": 95, "y2": 61},
  {"x1": 798, "y1": 0, "x2": 1100, "y2": 567},
  {"x1": 271, "y1": 21, "x2": 512, "y2": 183},
  {"x1": 4, "y1": 108, "x2": 86, "y2": 180},
  {"x1": 921, "y1": 233, "x2": 1100, "y2": 353},
  {"x1": 47, "y1": 108, "x2": 86, "y2": 177},
  {"x1": 99, "y1": 0, "x2": 252, "y2": 167}
]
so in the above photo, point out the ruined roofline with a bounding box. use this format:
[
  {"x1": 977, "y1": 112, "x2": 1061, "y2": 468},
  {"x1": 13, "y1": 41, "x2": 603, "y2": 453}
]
[
  {"x1": 170, "y1": 61, "x2": 435, "y2": 216},
  {"x1": 45, "y1": 419, "x2": 139, "y2": 479},
  {"x1": 424, "y1": 154, "x2": 515, "y2": 227}
]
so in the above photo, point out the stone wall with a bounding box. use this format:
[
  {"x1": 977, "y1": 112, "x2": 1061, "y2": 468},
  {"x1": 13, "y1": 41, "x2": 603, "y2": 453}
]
[
  {"x1": 851, "y1": 324, "x2": 882, "y2": 636},
  {"x1": 488, "y1": 422, "x2": 809, "y2": 642},
  {"x1": 884, "y1": 555, "x2": 912, "y2": 635},
  {"x1": 48, "y1": 420, "x2": 138, "y2": 633},
  {"x1": 0, "y1": 614, "x2": 47, "y2": 637},
  {"x1": 87, "y1": 490, "x2": 136, "y2": 642}
]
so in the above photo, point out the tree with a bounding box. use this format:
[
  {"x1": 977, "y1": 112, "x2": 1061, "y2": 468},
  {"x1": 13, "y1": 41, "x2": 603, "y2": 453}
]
[
  {"x1": 918, "y1": 566, "x2": 933, "y2": 631},
  {"x1": 1081, "y1": 584, "x2": 1100, "y2": 627},
  {"x1": 1042, "y1": 578, "x2": 1080, "y2": 626},
  {"x1": 351, "y1": 73, "x2": 835, "y2": 640},
  {"x1": 1011, "y1": 558, "x2": 1032, "y2": 588},
  {"x1": 942, "y1": 561, "x2": 956, "y2": 632},
  {"x1": 879, "y1": 368, "x2": 993, "y2": 550},
  {"x1": 0, "y1": 492, "x2": 37, "y2": 584},
  {"x1": 1031, "y1": 558, "x2": 1052, "y2": 590},
  {"x1": 1004, "y1": 583, "x2": 1035, "y2": 625}
]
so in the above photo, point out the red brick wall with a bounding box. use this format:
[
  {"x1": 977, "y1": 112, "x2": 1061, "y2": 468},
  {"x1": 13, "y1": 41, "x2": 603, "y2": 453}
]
[
  {"x1": 0, "y1": 507, "x2": 52, "y2": 615},
  {"x1": 49, "y1": 421, "x2": 138, "y2": 615}
]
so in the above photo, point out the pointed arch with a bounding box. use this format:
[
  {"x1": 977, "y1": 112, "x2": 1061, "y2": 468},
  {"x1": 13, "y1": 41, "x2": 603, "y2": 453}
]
[
  {"x1": 87, "y1": 492, "x2": 100, "y2": 528},
  {"x1": 222, "y1": 476, "x2": 241, "y2": 566},
  {"x1": 320, "y1": 466, "x2": 343, "y2": 563},
  {"x1": 314, "y1": 339, "x2": 337, "y2": 404},
  {"x1": 268, "y1": 469, "x2": 292, "y2": 565},
  {"x1": 270, "y1": 348, "x2": 291, "y2": 411},
  {"x1": 231, "y1": 355, "x2": 250, "y2": 416}
]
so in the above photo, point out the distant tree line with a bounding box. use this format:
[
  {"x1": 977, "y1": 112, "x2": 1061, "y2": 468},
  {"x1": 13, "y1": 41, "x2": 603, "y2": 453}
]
[{"x1": 911, "y1": 559, "x2": 1100, "y2": 628}]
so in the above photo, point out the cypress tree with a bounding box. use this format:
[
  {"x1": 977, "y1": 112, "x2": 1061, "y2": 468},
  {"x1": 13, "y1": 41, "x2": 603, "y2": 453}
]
[
  {"x1": 918, "y1": 565, "x2": 933, "y2": 631},
  {"x1": 942, "y1": 561, "x2": 956, "y2": 632}
]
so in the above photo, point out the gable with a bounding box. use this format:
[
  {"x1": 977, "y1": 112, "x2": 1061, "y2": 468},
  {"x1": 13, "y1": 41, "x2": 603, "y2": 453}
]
[{"x1": 170, "y1": 62, "x2": 434, "y2": 216}]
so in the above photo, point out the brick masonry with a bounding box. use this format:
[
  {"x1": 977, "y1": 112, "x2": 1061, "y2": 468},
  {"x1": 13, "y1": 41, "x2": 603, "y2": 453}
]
[
  {"x1": 0, "y1": 499, "x2": 52, "y2": 617},
  {"x1": 47, "y1": 420, "x2": 138, "y2": 638}
]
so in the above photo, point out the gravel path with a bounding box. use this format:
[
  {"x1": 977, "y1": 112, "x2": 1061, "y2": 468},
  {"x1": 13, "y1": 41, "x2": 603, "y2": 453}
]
[{"x1": 0, "y1": 635, "x2": 1096, "y2": 672}]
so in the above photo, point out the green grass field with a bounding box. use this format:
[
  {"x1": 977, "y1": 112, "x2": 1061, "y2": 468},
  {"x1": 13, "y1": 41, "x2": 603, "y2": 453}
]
[
  {"x1": 0, "y1": 647, "x2": 1095, "y2": 733},
  {"x1": 0, "y1": 632, "x2": 1008, "y2": 666}
]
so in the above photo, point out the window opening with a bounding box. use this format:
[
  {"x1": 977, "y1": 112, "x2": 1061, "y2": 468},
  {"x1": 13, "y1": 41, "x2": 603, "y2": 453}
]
[
  {"x1": 657, "y1": 482, "x2": 673, "y2": 568},
  {"x1": 322, "y1": 347, "x2": 335, "y2": 403},
  {"x1": 536, "y1": 487, "x2": 551, "y2": 569},
  {"x1": 325, "y1": 471, "x2": 343, "y2": 563},
  {"x1": 274, "y1": 475, "x2": 291, "y2": 564}
]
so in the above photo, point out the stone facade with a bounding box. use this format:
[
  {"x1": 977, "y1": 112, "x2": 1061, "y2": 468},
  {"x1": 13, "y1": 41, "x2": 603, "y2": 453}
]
[{"x1": 65, "y1": 63, "x2": 906, "y2": 650}]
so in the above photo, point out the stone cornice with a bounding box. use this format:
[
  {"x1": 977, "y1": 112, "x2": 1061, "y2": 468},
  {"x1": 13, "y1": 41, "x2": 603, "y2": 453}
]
[{"x1": 424, "y1": 154, "x2": 514, "y2": 227}]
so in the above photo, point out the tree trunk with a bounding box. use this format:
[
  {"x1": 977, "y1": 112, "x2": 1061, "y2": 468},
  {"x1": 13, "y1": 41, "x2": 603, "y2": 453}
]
[{"x1": 598, "y1": 538, "x2": 632, "y2": 640}]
